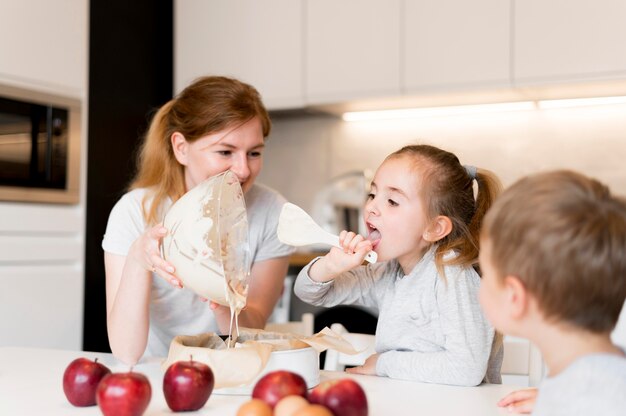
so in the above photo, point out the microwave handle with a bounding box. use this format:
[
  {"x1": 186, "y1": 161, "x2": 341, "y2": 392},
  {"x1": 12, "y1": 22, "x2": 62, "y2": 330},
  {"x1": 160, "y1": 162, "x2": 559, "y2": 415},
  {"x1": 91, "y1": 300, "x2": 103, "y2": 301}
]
[{"x1": 44, "y1": 106, "x2": 53, "y2": 182}]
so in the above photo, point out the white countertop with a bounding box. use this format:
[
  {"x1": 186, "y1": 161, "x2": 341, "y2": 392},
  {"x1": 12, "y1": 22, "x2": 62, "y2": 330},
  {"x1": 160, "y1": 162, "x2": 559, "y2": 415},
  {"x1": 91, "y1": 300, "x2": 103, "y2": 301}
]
[{"x1": 0, "y1": 347, "x2": 519, "y2": 415}]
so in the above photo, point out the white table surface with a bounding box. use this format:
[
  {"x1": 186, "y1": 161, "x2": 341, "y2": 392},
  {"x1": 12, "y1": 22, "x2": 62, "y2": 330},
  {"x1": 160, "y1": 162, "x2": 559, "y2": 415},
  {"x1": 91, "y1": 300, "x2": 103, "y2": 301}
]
[{"x1": 0, "y1": 347, "x2": 520, "y2": 415}]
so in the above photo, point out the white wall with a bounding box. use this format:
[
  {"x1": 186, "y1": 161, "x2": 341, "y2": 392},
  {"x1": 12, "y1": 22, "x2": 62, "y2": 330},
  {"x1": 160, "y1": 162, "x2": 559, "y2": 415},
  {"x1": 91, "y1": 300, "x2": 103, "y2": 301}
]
[{"x1": 259, "y1": 103, "x2": 626, "y2": 211}]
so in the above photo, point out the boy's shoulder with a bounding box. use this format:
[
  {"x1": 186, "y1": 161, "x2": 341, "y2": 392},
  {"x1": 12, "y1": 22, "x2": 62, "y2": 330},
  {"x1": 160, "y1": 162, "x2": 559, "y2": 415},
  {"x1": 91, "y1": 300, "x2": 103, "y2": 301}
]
[{"x1": 534, "y1": 353, "x2": 626, "y2": 416}]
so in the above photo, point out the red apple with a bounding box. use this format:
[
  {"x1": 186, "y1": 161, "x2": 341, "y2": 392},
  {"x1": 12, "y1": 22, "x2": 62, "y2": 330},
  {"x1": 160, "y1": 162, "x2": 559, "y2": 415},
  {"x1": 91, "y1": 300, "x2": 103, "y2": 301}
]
[
  {"x1": 62, "y1": 357, "x2": 111, "y2": 406},
  {"x1": 251, "y1": 370, "x2": 308, "y2": 408},
  {"x1": 96, "y1": 371, "x2": 152, "y2": 416},
  {"x1": 308, "y1": 378, "x2": 368, "y2": 416},
  {"x1": 163, "y1": 358, "x2": 214, "y2": 411}
]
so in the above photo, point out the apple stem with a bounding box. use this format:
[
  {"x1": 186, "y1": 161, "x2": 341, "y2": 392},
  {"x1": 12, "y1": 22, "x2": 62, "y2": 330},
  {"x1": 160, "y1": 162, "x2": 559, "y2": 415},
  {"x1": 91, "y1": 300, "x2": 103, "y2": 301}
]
[
  {"x1": 94, "y1": 358, "x2": 99, "y2": 363},
  {"x1": 190, "y1": 354, "x2": 193, "y2": 362}
]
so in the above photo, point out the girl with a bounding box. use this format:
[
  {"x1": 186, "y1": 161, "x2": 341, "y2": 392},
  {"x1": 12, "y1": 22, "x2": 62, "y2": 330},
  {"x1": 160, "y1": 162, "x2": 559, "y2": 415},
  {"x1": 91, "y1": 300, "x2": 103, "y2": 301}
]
[
  {"x1": 102, "y1": 76, "x2": 294, "y2": 365},
  {"x1": 294, "y1": 144, "x2": 503, "y2": 386}
]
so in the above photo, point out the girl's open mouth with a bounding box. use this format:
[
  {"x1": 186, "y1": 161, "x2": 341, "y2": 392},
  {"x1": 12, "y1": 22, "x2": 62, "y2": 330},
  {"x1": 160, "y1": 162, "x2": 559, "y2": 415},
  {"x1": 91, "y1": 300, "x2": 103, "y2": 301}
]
[{"x1": 366, "y1": 223, "x2": 381, "y2": 249}]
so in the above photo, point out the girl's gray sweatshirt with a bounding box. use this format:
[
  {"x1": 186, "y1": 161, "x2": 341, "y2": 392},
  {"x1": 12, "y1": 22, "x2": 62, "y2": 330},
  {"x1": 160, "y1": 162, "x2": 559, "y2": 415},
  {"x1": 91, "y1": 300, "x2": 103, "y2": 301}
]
[{"x1": 294, "y1": 247, "x2": 503, "y2": 386}]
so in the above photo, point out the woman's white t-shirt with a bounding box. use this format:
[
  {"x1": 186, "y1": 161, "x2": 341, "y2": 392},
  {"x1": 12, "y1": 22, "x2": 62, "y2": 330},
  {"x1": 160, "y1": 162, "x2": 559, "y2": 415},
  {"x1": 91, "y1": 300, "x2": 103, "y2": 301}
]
[{"x1": 102, "y1": 183, "x2": 294, "y2": 358}]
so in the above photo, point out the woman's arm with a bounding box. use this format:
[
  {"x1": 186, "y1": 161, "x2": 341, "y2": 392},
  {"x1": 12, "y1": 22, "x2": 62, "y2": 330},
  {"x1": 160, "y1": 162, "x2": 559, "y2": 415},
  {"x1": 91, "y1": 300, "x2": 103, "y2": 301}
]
[
  {"x1": 105, "y1": 225, "x2": 180, "y2": 365},
  {"x1": 210, "y1": 256, "x2": 290, "y2": 334}
]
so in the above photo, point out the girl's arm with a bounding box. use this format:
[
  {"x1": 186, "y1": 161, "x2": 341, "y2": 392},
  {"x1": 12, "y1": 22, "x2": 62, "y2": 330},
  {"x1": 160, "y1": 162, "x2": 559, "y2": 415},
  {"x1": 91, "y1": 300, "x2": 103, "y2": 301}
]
[
  {"x1": 105, "y1": 225, "x2": 180, "y2": 365},
  {"x1": 209, "y1": 256, "x2": 290, "y2": 334},
  {"x1": 294, "y1": 257, "x2": 391, "y2": 310},
  {"x1": 294, "y1": 231, "x2": 380, "y2": 308}
]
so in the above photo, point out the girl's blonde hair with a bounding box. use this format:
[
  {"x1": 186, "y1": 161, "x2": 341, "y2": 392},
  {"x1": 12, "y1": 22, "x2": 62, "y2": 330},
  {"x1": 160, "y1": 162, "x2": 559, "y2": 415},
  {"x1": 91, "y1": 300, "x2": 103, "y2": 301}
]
[
  {"x1": 130, "y1": 76, "x2": 271, "y2": 224},
  {"x1": 388, "y1": 144, "x2": 502, "y2": 275}
]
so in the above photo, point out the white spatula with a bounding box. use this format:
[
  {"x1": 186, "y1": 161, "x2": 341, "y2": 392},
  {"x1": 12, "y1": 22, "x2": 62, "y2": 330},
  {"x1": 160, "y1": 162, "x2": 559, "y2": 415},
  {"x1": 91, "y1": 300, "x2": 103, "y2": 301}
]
[{"x1": 277, "y1": 203, "x2": 377, "y2": 263}]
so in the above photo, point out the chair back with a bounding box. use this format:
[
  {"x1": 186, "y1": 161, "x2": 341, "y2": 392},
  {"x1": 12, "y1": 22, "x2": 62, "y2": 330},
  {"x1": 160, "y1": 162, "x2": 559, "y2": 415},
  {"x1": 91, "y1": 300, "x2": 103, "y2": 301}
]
[{"x1": 323, "y1": 323, "x2": 376, "y2": 371}]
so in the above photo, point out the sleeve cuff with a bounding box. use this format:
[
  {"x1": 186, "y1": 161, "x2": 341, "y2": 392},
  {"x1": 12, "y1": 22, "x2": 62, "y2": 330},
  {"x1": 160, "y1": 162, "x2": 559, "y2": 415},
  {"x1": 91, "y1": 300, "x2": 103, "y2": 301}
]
[{"x1": 303, "y1": 257, "x2": 334, "y2": 286}]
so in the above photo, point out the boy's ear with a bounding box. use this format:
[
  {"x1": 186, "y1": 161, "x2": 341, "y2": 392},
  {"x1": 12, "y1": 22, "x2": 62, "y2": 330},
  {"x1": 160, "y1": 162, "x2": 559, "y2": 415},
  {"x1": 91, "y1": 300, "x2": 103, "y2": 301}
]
[
  {"x1": 504, "y1": 275, "x2": 529, "y2": 319},
  {"x1": 423, "y1": 215, "x2": 453, "y2": 242},
  {"x1": 171, "y1": 132, "x2": 189, "y2": 165}
]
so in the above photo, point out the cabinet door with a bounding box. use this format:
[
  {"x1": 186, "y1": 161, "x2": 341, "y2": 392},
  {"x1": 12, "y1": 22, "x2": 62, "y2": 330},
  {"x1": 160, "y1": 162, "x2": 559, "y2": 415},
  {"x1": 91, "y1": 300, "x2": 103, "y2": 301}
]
[
  {"x1": 515, "y1": 0, "x2": 626, "y2": 83},
  {"x1": 404, "y1": 0, "x2": 510, "y2": 92},
  {"x1": 175, "y1": 0, "x2": 304, "y2": 110},
  {"x1": 0, "y1": 0, "x2": 87, "y2": 97},
  {"x1": 306, "y1": 0, "x2": 401, "y2": 104}
]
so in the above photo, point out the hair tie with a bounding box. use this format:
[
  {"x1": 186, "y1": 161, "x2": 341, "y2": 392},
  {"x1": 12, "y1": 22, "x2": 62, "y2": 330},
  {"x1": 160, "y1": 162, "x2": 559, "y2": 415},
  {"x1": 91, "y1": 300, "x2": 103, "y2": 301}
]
[{"x1": 464, "y1": 165, "x2": 477, "y2": 180}]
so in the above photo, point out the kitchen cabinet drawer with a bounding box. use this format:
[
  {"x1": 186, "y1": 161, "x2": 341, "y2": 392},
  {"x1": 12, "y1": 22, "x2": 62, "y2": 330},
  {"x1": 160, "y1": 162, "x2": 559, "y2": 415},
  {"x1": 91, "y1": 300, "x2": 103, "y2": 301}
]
[
  {"x1": 175, "y1": 0, "x2": 304, "y2": 110},
  {"x1": 404, "y1": 0, "x2": 511, "y2": 92},
  {"x1": 515, "y1": 0, "x2": 626, "y2": 84},
  {"x1": 0, "y1": 265, "x2": 83, "y2": 349}
]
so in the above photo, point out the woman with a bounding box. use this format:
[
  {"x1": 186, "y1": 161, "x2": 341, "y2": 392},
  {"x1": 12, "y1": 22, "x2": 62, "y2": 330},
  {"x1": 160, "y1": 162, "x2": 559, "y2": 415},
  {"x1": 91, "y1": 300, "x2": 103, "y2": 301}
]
[{"x1": 102, "y1": 76, "x2": 294, "y2": 365}]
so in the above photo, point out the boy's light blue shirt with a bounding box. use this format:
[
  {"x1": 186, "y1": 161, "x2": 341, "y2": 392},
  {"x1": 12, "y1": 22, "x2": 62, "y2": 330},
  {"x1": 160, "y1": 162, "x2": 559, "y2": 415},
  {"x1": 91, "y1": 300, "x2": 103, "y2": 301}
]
[{"x1": 533, "y1": 353, "x2": 626, "y2": 416}]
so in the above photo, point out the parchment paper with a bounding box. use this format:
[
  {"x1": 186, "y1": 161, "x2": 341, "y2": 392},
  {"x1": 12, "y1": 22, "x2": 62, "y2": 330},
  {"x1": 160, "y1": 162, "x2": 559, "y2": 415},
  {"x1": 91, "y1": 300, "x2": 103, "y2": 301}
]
[{"x1": 162, "y1": 327, "x2": 365, "y2": 388}]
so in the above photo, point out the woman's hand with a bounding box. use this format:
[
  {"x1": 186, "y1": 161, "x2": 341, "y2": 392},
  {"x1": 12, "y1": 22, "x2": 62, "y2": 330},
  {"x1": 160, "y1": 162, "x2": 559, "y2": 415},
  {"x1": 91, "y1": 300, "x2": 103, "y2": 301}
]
[
  {"x1": 345, "y1": 353, "x2": 379, "y2": 376},
  {"x1": 497, "y1": 388, "x2": 538, "y2": 414},
  {"x1": 127, "y1": 224, "x2": 181, "y2": 288},
  {"x1": 309, "y1": 231, "x2": 373, "y2": 282}
]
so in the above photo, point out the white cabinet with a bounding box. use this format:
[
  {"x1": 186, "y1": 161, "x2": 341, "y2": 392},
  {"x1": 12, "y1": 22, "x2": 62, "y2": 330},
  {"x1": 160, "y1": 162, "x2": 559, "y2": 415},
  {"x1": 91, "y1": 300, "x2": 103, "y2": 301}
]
[
  {"x1": 305, "y1": 0, "x2": 401, "y2": 104},
  {"x1": 404, "y1": 0, "x2": 510, "y2": 92},
  {"x1": 175, "y1": 0, "x2": 626, "y2": 109},
  {"x1": 515, "y1": 0, "x2": 626, "y2": 84},
  {"x1": 175, "y1": 0, "x2": 304, "y2": 110},
  {"x1": 0, "y1": 204, "x2": 85, "y2": 350},
  {"x1": 0, "y1": 0, "x2": 88, "y2": 97},
  {"x1": 0, "y1": 0, "x2": 87, "y2": 351}
]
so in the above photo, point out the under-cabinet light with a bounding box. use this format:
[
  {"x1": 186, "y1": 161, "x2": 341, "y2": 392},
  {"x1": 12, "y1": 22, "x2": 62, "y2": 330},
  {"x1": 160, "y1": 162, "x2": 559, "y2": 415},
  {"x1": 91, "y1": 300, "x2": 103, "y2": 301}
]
[
  {"x1": 537, "y1": 95, "x2": 626, "y2": 109},
  {"x1": 342, "y1": 101, "x2": 536, "y2": 122}
]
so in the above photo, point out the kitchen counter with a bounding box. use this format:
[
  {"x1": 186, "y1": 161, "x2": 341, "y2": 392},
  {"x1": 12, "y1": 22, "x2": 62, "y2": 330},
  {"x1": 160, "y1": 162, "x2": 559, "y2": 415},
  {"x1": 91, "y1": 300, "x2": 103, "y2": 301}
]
[
  {"x1": 289, "y1": 251, "x2": 326, "y2": 267},
  {"x1": 0, "y1": 346, "x2": 519, "y2": 415}
]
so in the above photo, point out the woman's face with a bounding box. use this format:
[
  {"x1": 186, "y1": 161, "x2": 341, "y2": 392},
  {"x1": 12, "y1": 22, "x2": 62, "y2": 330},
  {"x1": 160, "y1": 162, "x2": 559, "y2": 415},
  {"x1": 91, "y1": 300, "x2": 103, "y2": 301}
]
[
  {"x1": 173, "y1": 117, "x2": 265, "y2": 194},
  {"x1": 363, "y1": 156, "x2": 431, "y2": 272}
]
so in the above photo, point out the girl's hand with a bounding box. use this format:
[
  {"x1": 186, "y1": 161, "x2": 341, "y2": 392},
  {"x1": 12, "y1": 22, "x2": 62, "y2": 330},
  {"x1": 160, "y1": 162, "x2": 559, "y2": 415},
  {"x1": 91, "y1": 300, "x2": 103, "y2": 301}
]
[
  {"x1": 311, "y1": 231, "x2": 373, "y2": 282},
  {"x1": 128, "y1": 224, "x2": 181, "y2": 288},
  {"x1": 330, "y1": 230, "x2": 373, "y2": 272},
  {"x1": 497, "y1": 388, "x2": 538, "y2": 414},
  {"x1": 345, "y1": 353, "x2": 378, "y2": 376}
]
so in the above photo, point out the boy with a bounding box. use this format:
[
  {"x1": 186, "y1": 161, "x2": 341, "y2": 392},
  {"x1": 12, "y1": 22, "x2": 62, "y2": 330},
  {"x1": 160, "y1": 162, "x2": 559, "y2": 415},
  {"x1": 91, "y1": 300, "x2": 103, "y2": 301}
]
[{"x1": 478, "y1": 170, "x2": 626, "y2": 415}]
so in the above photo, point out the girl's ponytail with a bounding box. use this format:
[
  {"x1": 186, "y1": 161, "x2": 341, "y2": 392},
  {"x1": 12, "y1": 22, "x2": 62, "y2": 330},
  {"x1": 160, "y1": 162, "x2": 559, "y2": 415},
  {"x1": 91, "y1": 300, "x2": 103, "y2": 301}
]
[{"x1": 466, "y1": 168, "x2": 502, "y2": 267}]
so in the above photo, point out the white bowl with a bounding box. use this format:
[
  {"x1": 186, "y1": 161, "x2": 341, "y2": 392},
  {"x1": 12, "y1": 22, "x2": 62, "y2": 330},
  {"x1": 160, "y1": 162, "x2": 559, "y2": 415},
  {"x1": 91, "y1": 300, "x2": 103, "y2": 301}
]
[
  {"x1": 213, "y1": 346, "x2": 320, "y2": 395},
  {"x1": 162, "y1": 170, "x2": 250, "y2": 306}
]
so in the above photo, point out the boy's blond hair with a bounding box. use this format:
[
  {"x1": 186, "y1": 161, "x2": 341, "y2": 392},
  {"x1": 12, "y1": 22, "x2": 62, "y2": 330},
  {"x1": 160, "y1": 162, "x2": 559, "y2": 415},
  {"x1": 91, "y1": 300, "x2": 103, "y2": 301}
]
[{"x1": 482, "y1": 170, "x2": 626, "y2": 332}]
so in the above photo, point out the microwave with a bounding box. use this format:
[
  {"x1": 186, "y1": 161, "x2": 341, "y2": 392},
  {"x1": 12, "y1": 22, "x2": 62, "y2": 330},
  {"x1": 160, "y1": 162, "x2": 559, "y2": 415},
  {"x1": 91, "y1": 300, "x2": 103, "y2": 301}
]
[{"x1": 0, "y1": 84, "x2": 81, "y2": 204}]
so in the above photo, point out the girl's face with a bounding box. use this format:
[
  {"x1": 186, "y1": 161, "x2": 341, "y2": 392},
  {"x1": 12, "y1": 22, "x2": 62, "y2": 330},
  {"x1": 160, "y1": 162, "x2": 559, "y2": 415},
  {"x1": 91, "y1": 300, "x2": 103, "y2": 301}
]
[
  {"x1": 173, "y1": 117, "x2": 264, "y2": 194},
  {"x1": 364, "y1": 156, "x2": 432, "y2": 273}
]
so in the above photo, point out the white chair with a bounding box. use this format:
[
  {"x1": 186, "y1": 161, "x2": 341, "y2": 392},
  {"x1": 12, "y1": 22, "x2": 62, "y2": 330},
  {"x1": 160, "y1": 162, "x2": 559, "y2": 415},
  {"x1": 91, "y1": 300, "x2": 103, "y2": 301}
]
[
  {"x1": 265, "y1": 312, "x2": 315, "y2": 337},
  {"x1": 323, "y1": 323, "x2": 376, "y2": 371},
  {"x1": 501, "y1": 335, "x2": 545, "y2": 387}
]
